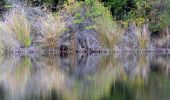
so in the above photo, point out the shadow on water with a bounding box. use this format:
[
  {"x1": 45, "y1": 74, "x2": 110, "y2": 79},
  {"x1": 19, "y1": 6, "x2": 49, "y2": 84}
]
[{"x1": 0, "y1": 53, "x2": 170, "y2": 100}]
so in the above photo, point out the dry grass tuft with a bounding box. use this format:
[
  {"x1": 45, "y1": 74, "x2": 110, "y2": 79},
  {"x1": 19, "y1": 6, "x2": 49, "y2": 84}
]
[
  {"x1": 0, "y1": 6, "x2": 31, "y2": 50},
  {"x1": 0, "y1": 21, "x2": 20, "y2": 51},
  {"x1": 38, "y1": 14, "x2": 65, "y2": 49},
  {"x1": 135, "y1": 24, "x2": 149, "y2": 49}
]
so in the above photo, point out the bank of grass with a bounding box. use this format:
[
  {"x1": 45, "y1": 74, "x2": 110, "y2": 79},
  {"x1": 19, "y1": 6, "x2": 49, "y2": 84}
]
[{"x1": 0, "y1": 0, "x2": 152, "y2": 52}]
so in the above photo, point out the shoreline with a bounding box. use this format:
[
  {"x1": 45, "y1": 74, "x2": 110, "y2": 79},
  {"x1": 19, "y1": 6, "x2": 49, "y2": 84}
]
[{"x1": 3, "y1": 47, "x2": 170, "y2": 55}]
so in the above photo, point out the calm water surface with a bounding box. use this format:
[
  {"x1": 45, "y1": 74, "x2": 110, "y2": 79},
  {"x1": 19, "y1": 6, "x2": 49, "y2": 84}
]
[{"x1": 0, "y1": 53, "x2": 170, "y2": 100}]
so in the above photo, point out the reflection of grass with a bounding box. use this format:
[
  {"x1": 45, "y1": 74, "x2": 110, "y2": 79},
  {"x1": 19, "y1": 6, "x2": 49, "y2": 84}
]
[
  {"x1": 3, "y1": 54, "x2": 170, "y2": 100},
  {"x1": 132, "y1": 53, "x2": 149, "y2": 86},
  {"x1": 0, "y1": 56, "x2": 32, "y2": 94},
  {"x1": 11, "y1": 57, "x2": 31, "y2": 91},
  {"x1": 63, "y1": 53, "x2": 149, "y2": 100},
  {"x1": 51, "y1": 54, "x2": 120, "y2": 100},
  {"x1": 15, "y1": 57, "x2": 31, "y2": 79}
]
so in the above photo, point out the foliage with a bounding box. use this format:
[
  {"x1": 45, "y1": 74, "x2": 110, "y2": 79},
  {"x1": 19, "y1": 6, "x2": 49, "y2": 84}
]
[
  {"x1": 102, "y1": 0, "x2": 170, "y2": 36},
  {"x1": 102, "y1": 0, "x2": 136, "y2": 20},
  {"x1": 29, "y1": 0, "x2": 170, "y2": 35},
  {"x1": 149, "y1": 0, "x2": 170, "y2": 33},
  {"x1": 64, "y1": 0, "x2": 124, "y2": 49},
  {"x1": 91, "y1": 0, "x2": 124, "y2": 48}
]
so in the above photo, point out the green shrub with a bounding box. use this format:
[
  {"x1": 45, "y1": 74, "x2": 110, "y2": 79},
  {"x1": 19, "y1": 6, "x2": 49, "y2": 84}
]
[
  {"x1": 101, "y1": 0, "x2": 136, "y2": 20},
  {"x1": 146, "y1": 0, "x2": 170, "y2": 34},
  {"x1": 64, "y1": 0, "x2": 124, "y2": 49},
  {"x1": 91, "y1": 0, "x2": 124, "y2": 48}
]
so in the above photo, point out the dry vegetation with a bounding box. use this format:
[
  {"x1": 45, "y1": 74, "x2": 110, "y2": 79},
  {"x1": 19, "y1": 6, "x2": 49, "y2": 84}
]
[
  {"x1": 135, "y1": 24, "x2": 150, "y2": 49},
  {"x1": 0, "y1": 6, "x2": 31, "y2": 51},
  {"x1": 0, "y1": 5, "x2": 66, "y2": 52},
  {"x1": 38, "y1": 14, "x2": 65, "y2": 49},
  {"x1": 0, "y1": 0, "x2": 152, "y2": 53}
]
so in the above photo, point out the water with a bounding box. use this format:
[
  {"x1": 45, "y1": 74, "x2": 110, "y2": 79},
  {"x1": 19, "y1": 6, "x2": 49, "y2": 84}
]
[{"x1": 0, "y1": 53, "x2": 170, "y2": 100}]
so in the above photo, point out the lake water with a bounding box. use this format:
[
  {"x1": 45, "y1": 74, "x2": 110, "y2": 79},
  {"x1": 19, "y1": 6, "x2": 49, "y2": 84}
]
[{"x1": 0, "y1": 53, "x2": 170, "y2": 100}]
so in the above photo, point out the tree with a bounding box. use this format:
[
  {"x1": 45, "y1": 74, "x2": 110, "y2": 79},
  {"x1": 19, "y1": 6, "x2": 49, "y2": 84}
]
[{"x1": 101, "y1": 0, "x2": 136, "y2": 20}]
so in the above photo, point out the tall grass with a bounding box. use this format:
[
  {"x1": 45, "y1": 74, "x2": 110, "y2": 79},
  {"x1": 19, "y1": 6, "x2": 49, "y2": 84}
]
[
  {"x1": 0, "y1": 6, "x2": 31, "y2": 50},
  {"x1": 38, "y1": 14, "x2": 65, "y2": 49},
  {"x1": 92, "y1": 1, "x2": 124, "y2": 49},
  {"x1": 0, "y1": 21, "x2": 20, "y2": 51},
  {"x1": 135, "y1": 24, "x2": 149, "y2": 49},
  {"x1": 0, "y1": 4, "x2": 66, "y2": 52}
]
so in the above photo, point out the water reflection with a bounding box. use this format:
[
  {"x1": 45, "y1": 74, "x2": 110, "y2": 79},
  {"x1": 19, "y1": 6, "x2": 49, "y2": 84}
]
[{"x1": 0, "y1": 53, "x2": 170, "y2": 100}]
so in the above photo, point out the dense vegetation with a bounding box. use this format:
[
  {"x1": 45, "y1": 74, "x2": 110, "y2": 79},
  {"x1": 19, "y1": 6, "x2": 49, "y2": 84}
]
[
  {"x1": 27, "y1": 0, "x2": 170, "y2": 33},
  {"x1": 0, "y1": 0, "x2": 170, "y2": 53},
  {"x1": 3, "y1": 0, "x2": 170, "y2": 34}
]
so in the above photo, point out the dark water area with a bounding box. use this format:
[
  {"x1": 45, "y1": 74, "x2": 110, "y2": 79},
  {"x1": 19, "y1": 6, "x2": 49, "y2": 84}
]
[{"x1": 0, "y1": 53, "x2": 170, "y2": 100}]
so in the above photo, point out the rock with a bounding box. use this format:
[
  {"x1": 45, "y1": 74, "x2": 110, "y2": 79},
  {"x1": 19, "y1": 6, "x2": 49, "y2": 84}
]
[
  {"x1": 78, "y1": 30, "x2": 101, "y2": 52},
  {"x1": 117, "y1": 26, "x2": 140, "y2": 51},
  {"x1": 58, "y1": 29, "x2": 101, "y2": 52}
]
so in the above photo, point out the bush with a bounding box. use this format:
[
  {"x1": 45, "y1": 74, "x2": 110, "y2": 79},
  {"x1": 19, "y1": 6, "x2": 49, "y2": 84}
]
[
  {"x1": 91, "y1": 0, "x2": 124, "y2": 48},
  {"x1": 149, "y1": 0, "x2": 170, "y2": 34},
  {"x1": 101, "y1": 0, "x2": 136, "y2": 20},
  {"x1": 63, "y1": 0, "x2": 124, "y2": 49}
]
